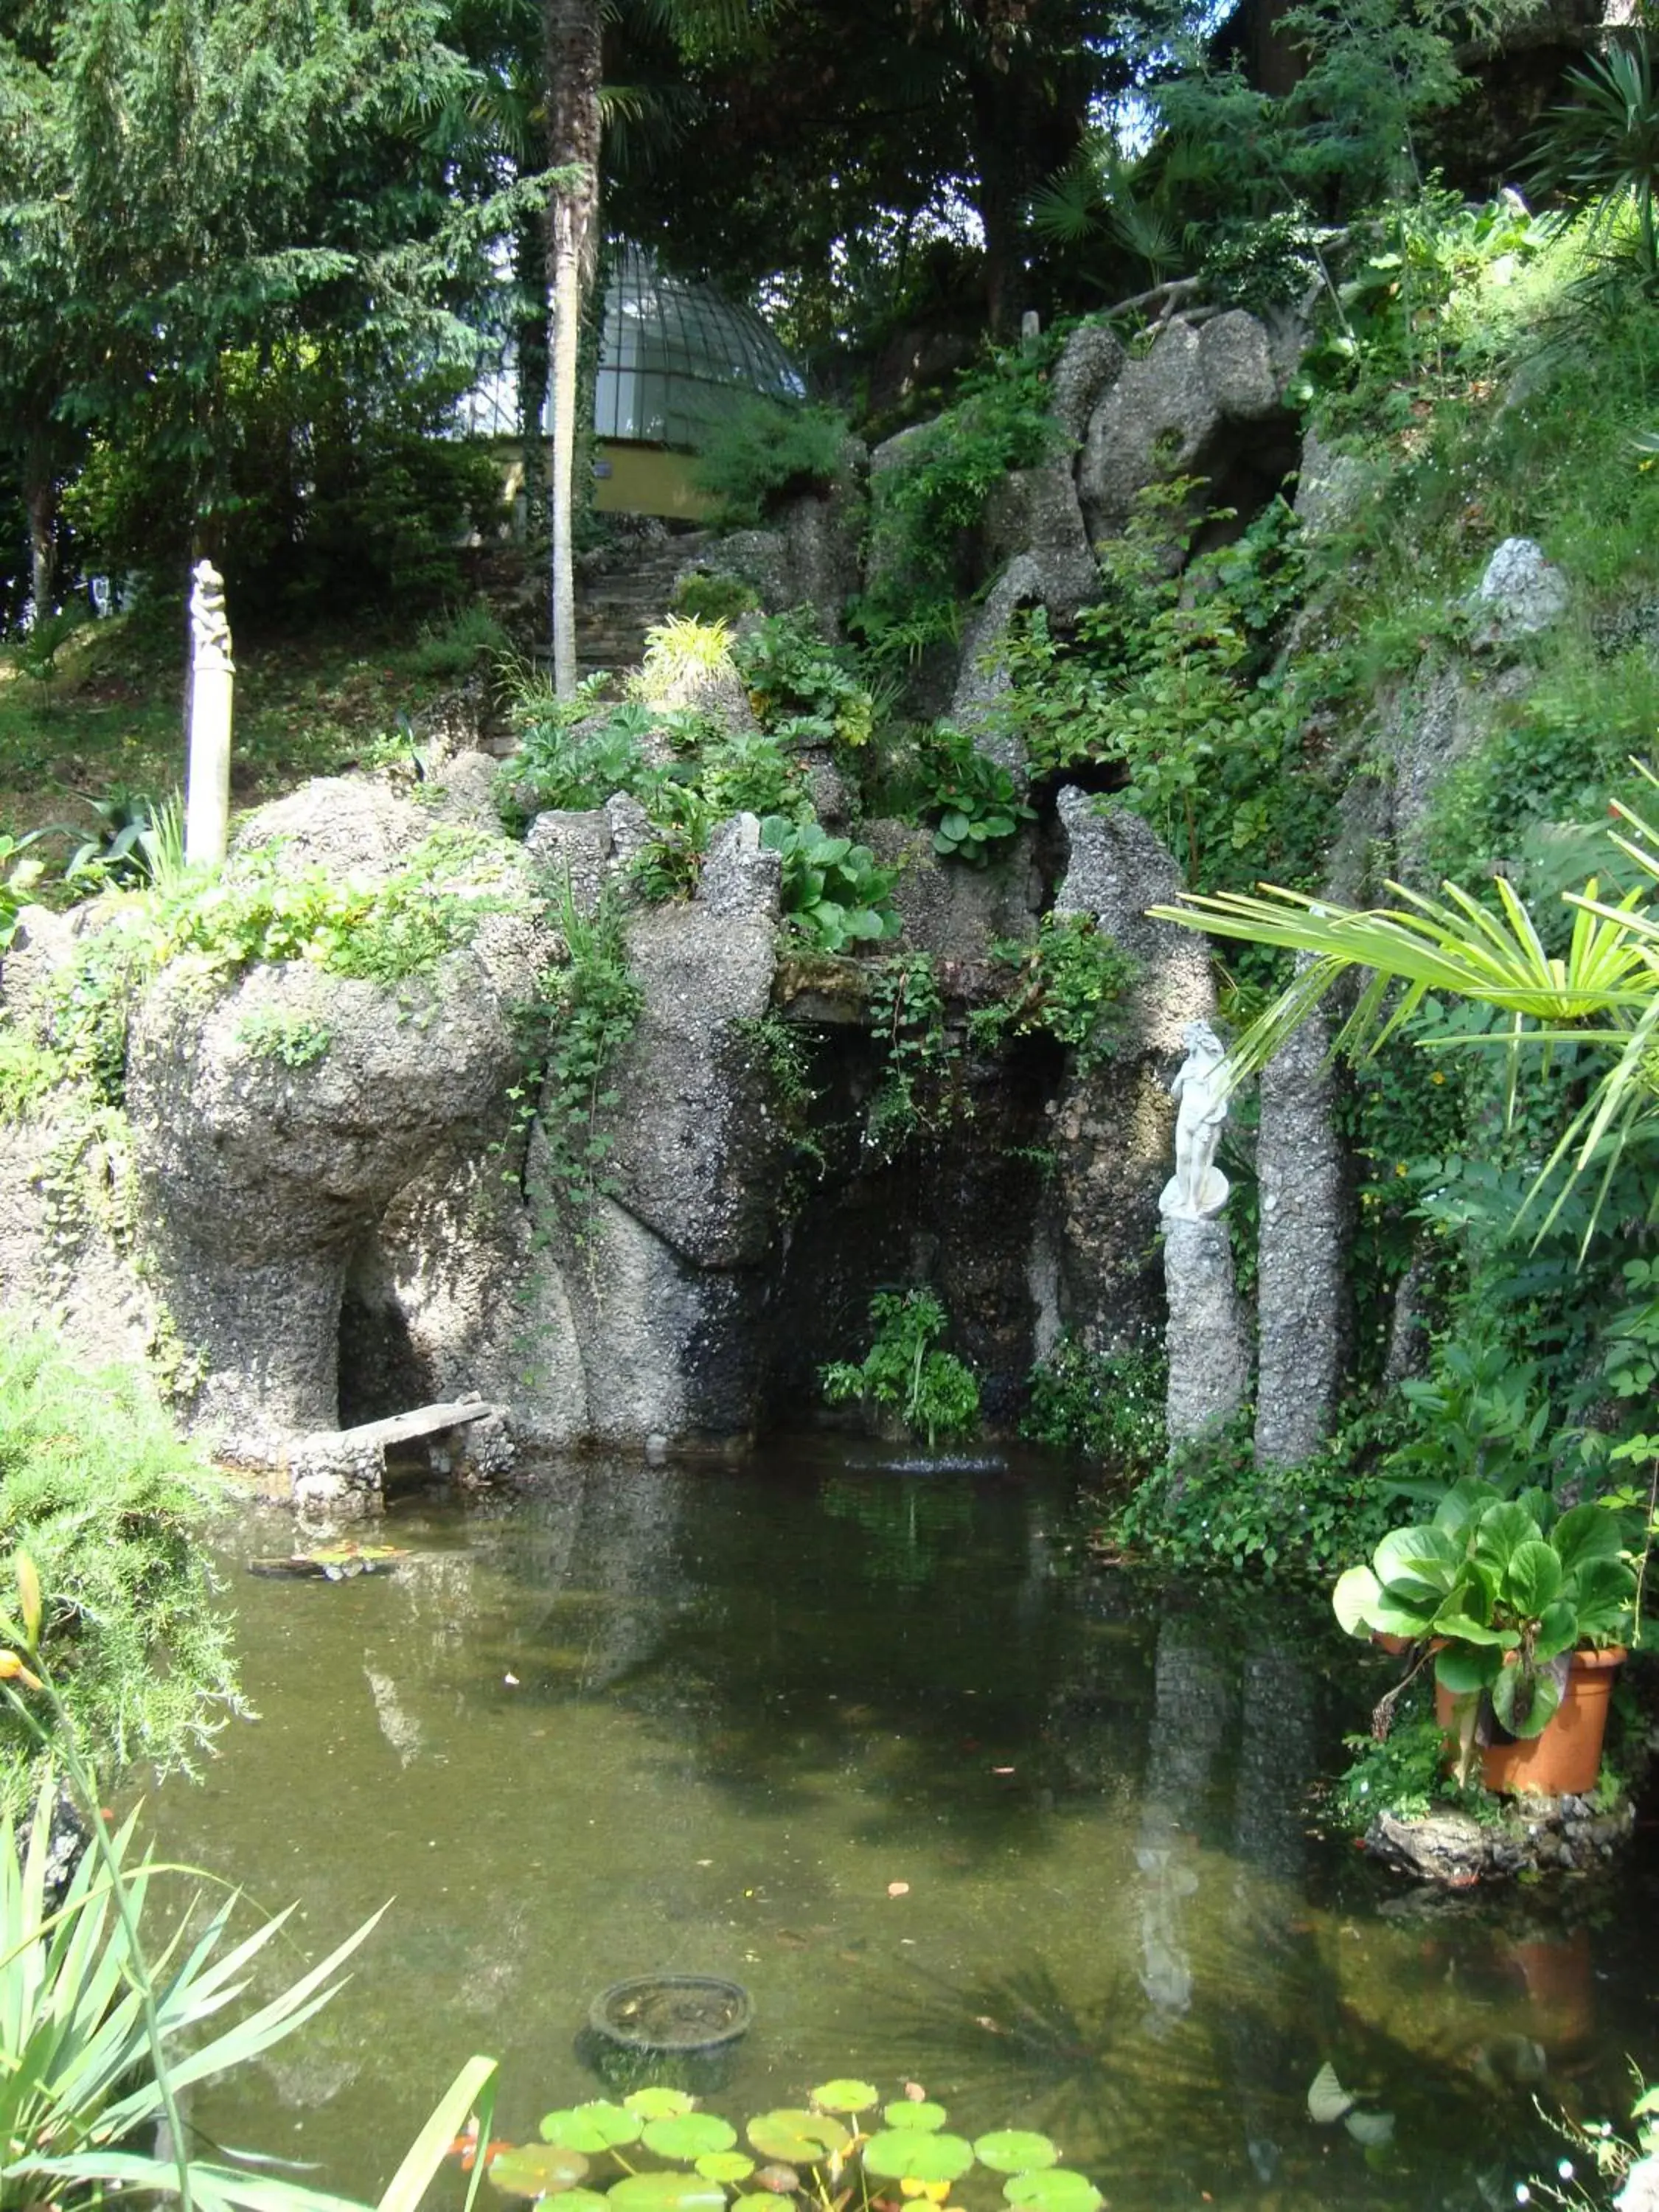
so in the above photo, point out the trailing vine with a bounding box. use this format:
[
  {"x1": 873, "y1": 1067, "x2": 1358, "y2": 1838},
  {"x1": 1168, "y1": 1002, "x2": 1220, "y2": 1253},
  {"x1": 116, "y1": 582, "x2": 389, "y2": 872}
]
[
  {"x1": 523, "y1": 882, "x2": 643, "y2": 1233},
  {"x1": 866, "y1": 951, "x2": 956, "y2": 1153}
]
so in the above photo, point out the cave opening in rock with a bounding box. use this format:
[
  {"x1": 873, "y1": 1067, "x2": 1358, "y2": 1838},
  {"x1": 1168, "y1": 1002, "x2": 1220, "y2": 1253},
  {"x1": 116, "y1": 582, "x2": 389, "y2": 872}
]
[{"x1": 336, "y1": 1275, "x2": 434, "y2": 1432}]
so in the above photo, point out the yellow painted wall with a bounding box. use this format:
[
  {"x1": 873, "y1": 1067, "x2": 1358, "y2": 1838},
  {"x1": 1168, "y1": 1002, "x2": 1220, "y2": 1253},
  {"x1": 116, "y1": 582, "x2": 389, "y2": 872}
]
[
  {"x1": 592, "y1": 442, "x2": 714, "y2": 521},
  {"x1": 480, "y1": 437, "x2": 714, "y2": 523}
]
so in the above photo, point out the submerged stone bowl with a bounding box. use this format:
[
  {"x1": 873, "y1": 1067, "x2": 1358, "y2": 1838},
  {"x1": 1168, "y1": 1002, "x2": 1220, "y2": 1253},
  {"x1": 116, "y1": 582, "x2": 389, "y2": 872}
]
[{"x1": 589, "y1": 1974, "x2": 754, "y2": 2053}]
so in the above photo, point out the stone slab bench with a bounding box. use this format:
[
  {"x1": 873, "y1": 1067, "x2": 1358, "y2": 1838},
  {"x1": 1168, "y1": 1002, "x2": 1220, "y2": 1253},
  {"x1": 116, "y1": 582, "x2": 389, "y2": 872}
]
[{"x1": 282, "y1": 1398, "x2": 508, "y2": 1515}]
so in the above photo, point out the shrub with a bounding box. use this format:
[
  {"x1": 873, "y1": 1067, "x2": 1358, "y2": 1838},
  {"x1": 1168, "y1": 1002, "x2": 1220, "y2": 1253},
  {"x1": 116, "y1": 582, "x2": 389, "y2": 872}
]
[
  {"x1": 733, "y1": 606, "x2": 876, "y2": 748},
  {"x1": 672, "y1": 570, "x2": 761, "y2": 624},
  {"x1": 1024, "y1": 1331, "x2": 1166, "y2": 1468},
  {"x1": 821, "y1": 1290, "x2": 981, "y2": 1447},
  {"x1": 1110, "y1": 1416, "x2": 1402, "y2": 1579},
  {"x1": 394, "y1": 600, "x2": 509, "y2": 681},
  {"x1": 0, "y1": 1318, "x2": 240, "y2": 1815},
  {"x1": 692, "y1": 396, "x2": 852, "y2": 529}
]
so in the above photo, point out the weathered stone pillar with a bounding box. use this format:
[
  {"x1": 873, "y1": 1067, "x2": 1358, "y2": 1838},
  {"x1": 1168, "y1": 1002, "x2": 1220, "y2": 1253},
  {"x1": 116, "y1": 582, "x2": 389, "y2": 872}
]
[
  {"x1": 1253, "y1": 979, "x2": 1346, "y2": 1469},
  {"x1": 184, "y1": 560, "x2": 234, "y2": 868},
  {"x1": 1046, "y1": 793, "x2": 1217, "y2": 1352},
  {"x1": 1162, "y1": 1214, "x2": 1251, "y2": 1443}
]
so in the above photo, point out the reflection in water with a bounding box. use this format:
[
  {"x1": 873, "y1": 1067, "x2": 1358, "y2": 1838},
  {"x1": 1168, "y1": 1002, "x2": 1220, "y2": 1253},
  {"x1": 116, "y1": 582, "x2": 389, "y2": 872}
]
[
  {"x1": 1224, "y1": 1636, "x2": 1316, "y2": 2185},
  {"x1": 139, "y1": 1450, "x2": 1655, "y2": 2212},
  {"x1": 1135, "y1": 1617, "x2": 1231, "y2": 2024}
]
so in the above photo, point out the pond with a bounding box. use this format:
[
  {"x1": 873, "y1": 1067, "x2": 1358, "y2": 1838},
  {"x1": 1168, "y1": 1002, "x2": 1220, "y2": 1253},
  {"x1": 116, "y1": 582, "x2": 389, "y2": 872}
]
[{"x1": 147, "y1": 1445, "x2": 1659, "y2": 2212}]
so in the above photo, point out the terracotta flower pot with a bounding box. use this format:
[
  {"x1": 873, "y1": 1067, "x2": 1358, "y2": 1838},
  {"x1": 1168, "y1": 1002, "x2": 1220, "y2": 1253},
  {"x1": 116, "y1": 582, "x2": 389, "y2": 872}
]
[{"x1": 1435, "y1": 1647, "x2": 1626, "y2": 1797}]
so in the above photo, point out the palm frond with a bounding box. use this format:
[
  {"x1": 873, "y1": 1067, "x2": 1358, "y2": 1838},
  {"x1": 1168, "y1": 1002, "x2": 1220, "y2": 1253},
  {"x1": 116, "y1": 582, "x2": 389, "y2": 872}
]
[{"x1": 1152, "y1": 858, "x2": 1659, "y2": 1251}]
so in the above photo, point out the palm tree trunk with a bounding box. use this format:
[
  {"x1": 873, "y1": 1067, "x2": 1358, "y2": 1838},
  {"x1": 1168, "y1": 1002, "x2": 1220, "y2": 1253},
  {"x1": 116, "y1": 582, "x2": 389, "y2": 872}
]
[
  {"x1": 21, "y1": 428, "x2": 55, "y2": 620},
  {"x1": 544, "y1": 0, "x2": 602, "y2": 700}
]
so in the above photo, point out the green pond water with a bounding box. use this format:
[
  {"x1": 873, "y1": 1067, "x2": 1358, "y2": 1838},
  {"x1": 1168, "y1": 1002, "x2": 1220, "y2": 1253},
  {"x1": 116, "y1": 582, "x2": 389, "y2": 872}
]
[{"x1": 146, "y1": 1446, "x2": 1658, "y2": 2212}]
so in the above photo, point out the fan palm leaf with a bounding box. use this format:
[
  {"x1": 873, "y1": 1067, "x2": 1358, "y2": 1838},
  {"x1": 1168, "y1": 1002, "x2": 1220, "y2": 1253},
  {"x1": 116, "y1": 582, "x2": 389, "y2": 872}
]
[{"x1": 1150, "y1": 810, "x2": 1659, "y2": 1251}]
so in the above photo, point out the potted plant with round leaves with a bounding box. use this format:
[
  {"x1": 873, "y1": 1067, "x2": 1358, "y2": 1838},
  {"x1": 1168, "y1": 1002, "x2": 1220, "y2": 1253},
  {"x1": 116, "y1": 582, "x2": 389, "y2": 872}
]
[{"x1": 1333, "y1": 1479, "x2": 1637, "y2": 1795}]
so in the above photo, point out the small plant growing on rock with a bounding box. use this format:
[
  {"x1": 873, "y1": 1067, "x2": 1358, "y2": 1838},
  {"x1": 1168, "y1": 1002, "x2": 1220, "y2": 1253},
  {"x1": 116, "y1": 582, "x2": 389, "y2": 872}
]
[
  {"x1": 971, "y1": 915, "x2": 1138, "y2": 1074},
  {"x1": 235, "y1": 1007, "x2": 333, "y2": 1068},
  {"x1": 761, "y1": 815, "x2": 901, "y2": 953},
  {"x1": 918, "y1": 726, "x2": 1034, "y2": 864},
  {"x1": 821, "y1": 1290, "x2": 981, "y2": 1448}
]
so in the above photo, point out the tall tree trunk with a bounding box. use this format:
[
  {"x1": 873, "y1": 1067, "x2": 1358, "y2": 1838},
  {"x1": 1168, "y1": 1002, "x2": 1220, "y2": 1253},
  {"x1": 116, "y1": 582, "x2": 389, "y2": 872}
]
[
  {"x1": 21, "y1": 428, "x2": 55, "y2": 620},
  {"x1": 969, "y1": 72, "x2": 1027, "y2": 338},
  {"x1": 544, "y1": 0, "x2": 602, "y2": 700},
  {"x1": 514, "y1": 206, "x2": 551, "y2": 546}
]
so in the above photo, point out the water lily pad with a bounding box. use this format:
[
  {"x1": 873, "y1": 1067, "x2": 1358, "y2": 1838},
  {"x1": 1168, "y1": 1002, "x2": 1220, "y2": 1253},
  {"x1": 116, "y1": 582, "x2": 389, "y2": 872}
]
[
  {"x1": 541, "y1": 2104, "x2": 644, "y2": 2154},
  {"x1": 973, "y1": 2134, "x2": 1058, "y2": 2176},
  {"x1": 490, "y1": 2146, "x2": 593, "y2": 2198},
  {"x1": 733, "y1": 2197, "x2": 782, "y2": 2212},
  {"x1": 644, "y1": 2118, "x2": 738, "y2": 2160},
  {"x1": 1002, "y1": 2171, "x2": 1101, "y2": 2212},
  {"x1": 608, "y1": 2176, "x2": 727, "y2": 2212},
  {"x1": 625, "y1": 2091, "x2": 696, "y2": 2122},
  {"x1": 882, "y1": 2103, "x2": 948, "y2": 2134},
  {"x1": 695, "y1": 2155, "x2": 754, "y2": 2185},
  {"x1": 747, "y1": 2112, "x2": 849, "y2": 2163},
  {"x1": 861, "y1": 2133, "x2": 975, "y2": 2185},
  {"x1": 810, "y1": 2080, "x2": 878, "y2": 2114}
]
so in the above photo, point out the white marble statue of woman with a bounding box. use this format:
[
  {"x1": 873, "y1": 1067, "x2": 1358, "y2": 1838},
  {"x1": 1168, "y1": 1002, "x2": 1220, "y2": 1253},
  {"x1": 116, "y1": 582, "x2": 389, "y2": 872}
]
[{"x1": 1160, "y1": 1019, "x2": 1231, "y2": 1219}]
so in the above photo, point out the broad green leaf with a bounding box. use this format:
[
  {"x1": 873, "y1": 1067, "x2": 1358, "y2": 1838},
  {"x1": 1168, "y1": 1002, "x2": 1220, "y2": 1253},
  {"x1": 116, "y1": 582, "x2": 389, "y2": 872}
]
[
  {"x1": 1535, "y1": 1599, "x2": 1579, "y2": 1662},
  {"x1": 1474, "y1": 1502, "x2": 1543, "y2": 1577},
  {"x1": 1506, "y1": 1540, "x2": 1563, "y2": 1618},
  {"x1": 1552, "y1": 1502, "x2": 1624, "y2": 1576},
  {"x1": 540, "y1": 2106, "x2": 642, "y2": 2154},
  {"x1": 861, "y1": 2132, "x2": 975, "y2": 2184},
  {"x1": 809, "y1": 2081, "x2": 878, "y2": 2114},
  {"x1": 607, "y1": 2175, "x2": 726, "y2": 2212},
  {"x1": 1002, "y1": 2170, "x2": 1102, "y2": 2212},
  {"x1": 1435, "y1": 1644, "x2": 1501, "y2": 1695},
  {"x1": 973, "y1": 2132, "x2": 1058, "y2": 2175},
  {"x1": 1433, "y1": 1481, "x2": 1503, "y2": 1537},
  {"x1": 1432, "y1": 1613, "x2": 1512, "y2": 1649},
  {"x1": 746, "y1": 2112, "x2": 848, "y2": 2164},
  {"x1": 643, "y1": 2118, "x2": 737, "y2": 2161},
  {"x1": 490, "y1": 2146, "x2": 591, "y2": 2199},
  {"x1": 881, "y1": 2104, "x2": 948, "y2": 2134},
  {"x1": 1332, "y1": 1565, "x2": 1382, "y2": 1640},
  {"x1": 1573, "y1": 1556, "x2": 1637, "y2": 1641},
  {"x1": 1492, "y1": 1658, "x2": 1563, "y2": 1738},
  {"x1": 1374, "y1": 1523, "x2": 1464, "y2": 1594},
  {"x1": 624, "y1": 2093, "x2": 695, "y2": 2122}
]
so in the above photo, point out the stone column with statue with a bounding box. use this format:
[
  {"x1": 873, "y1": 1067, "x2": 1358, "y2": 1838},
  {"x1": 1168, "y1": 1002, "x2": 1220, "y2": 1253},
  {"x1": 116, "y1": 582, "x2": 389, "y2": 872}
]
[
  {"x1": 1160, "y1": 1020, "x2": 1251, "y2": 1442},
  {"x1": 184, "y1": 560, "x2": 234, "y2": 869}
]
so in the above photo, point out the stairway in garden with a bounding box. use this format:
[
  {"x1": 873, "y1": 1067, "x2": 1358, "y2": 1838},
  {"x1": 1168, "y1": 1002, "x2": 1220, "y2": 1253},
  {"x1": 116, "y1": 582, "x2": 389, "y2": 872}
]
[
  {"x1": 481, "y1": 531, "x2": 709, "y2": 759},
  {"x1": 575, "y1": 530, "x2": 709, "y2": 678}
]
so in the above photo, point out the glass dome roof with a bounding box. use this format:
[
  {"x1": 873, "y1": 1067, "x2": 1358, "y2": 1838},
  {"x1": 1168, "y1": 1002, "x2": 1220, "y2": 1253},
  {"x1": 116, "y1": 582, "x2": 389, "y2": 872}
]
[{"x1": 594, "y1": 245, "x2": 805, "y2": 446}]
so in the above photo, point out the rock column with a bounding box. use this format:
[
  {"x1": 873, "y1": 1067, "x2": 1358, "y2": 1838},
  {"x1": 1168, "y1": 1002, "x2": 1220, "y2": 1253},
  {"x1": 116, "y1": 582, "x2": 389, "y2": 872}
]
[
  {"x1": 1253, "y1": 975, "x2": 1346, "y2": 1469},
  {"x1": 1162, "y1": 1214, "x2": 1251, "y2": 1444}
]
